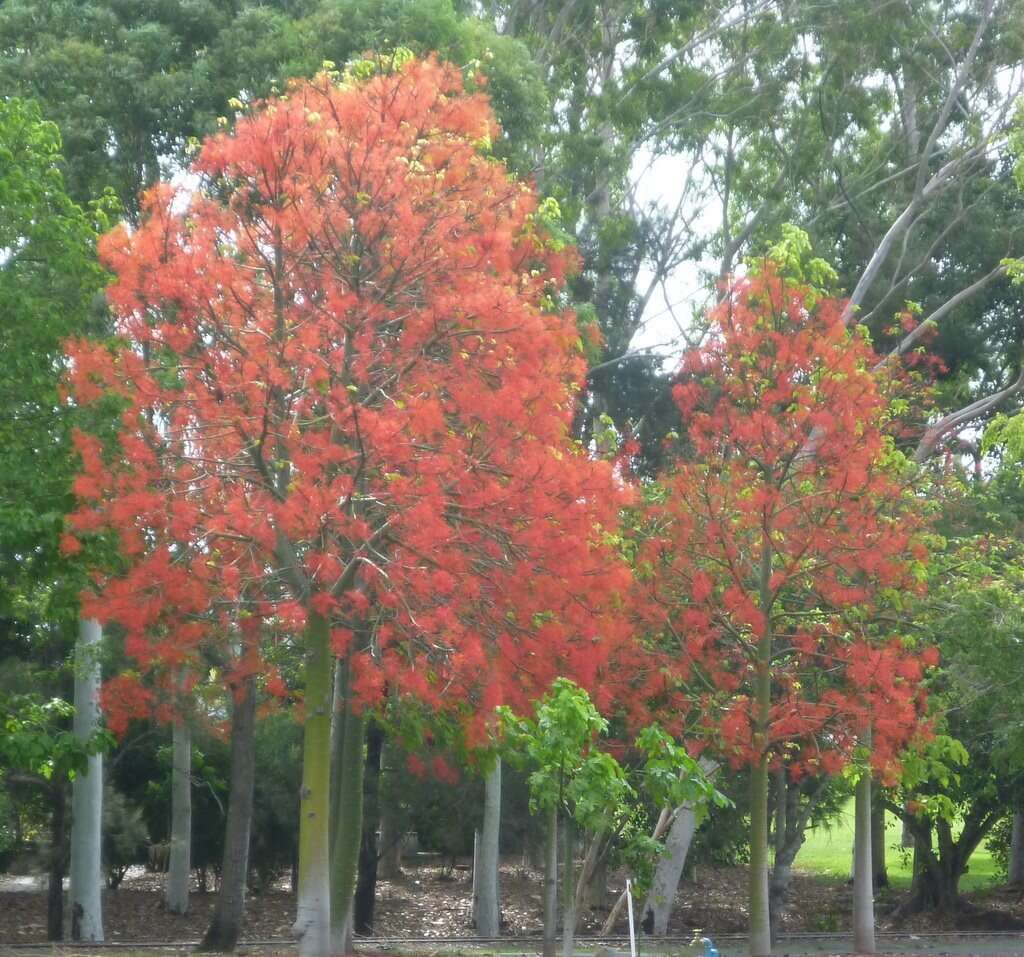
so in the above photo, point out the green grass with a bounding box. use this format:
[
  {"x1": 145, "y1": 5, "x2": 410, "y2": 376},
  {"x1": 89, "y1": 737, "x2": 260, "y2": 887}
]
[{"x1": 792, "y1": 799, "x2": 999, "y2": 892}]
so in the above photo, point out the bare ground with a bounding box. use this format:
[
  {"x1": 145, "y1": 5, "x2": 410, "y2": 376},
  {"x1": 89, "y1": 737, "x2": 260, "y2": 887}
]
[{"x1": 2, "y1": 859, "x2": 1023, "y2": 946}]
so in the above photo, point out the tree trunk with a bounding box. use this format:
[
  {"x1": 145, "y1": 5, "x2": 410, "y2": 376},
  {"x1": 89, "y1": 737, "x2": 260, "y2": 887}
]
[
  {"x1": 377, "y1": 745, "x2": 402, "y2": 881},
  {"x1": 330, "y1": 662, "x2": 366, "y2": 957},
  {"x1": 610, "y1": 794, "x2": 700, "y2": 937},
  {"x1": 47, "y1": 780, "x2": 66, "y2": 941},
  {"x1": 749, "y1": 541, "x2": 773, "y2": 957},
  {"x1": 165, "y1": 713, "x2": 192, "y2": 914},
  {"x1": 853, "y1": 766, "x2": 875, "y2": 954},
  {"x1": 897, "y1": 819, "x2": 968, "y2": 915},
  {"x1": 354, "y1": 719, "x2": 384, "y2": 934},
  {"x1": 768, "y1": 772, "x2": 792, "y2": 942},
  {"x1": 561, "y1": 812, "x2": 575, "y2": 957},
  {"x1": 573, "y1": 826, "x2": 607, "y2": 930},
  {"x1": 642, "y1": 805, "x2": 697, "y2": 935},
  {"x1": 768, "y1": 773, "x2": 814, "y2": 945},
  {"x1": 200, "y1": 675, "x2": 257, "y2": 952},
  {"x1": 69, "y1": 617, "x2": 104, "y2": 942},
  {"x1": 901, "y1": 814, "x2": 914, "y2": 848},
  {"x1": 1009, "y1": 808, "x2": 1024, "y2": 886},
  {"x1": 583, "y1": 853, "x2": 608, "y2": 912},
  {"x1": 294, "y1": 612, "x2": 333, "y2": 957},
  {"x1": 475, "y1": 758, "x2": 501, "y2": 937},
  {"x1": 773, "y1": 766, "x2": 787, "y2": 858},
  {"x1": 542, "y1": 803, "x2": 558, "y2": 957},
  {"x1": 872, "y1": 790, "x2": 888, "y2": 889}
]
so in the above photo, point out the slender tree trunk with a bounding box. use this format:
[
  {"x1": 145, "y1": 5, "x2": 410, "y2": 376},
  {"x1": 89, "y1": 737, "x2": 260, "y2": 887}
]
[
  {"x1": 600, "y1": 888, "x2": 627, "y2": 937},
  {"x1": 166, "y1": 713, "x2": 192, "y2": 914},
  {"x1": 377, "y1": 744, "x2": 402, "y2": 881},
  {"x1": 354, "y1": 720, "x2": 384, "y2": 934},
  {"x1": 561, "y1": 813, "x2": 575, "y2": 957},
  {"x1": 47, "y1": 780, "x2": 66, "y2": 941},
  {"x1": 872, "y1": 790, "x2": 888, "y2": 889},
  {"x1": 773, "y1": 767, "x2": 787, "y2": 858},
  {"x1": 901, "y1": 814, "x2": 914, "y2": 848},
  {"x1": 582, "y1": 850, "x2": 608, "y2": 913},
  {"x1": 573, "y1": 826, "x2": 606, "y2": 929},
  {"x1": 768, "y1": 772, "x2": 794, "y2": 943},
  {"x1": 70, "y1": 617, "x2": 103, "y2": 941},
  {"x1": 749, "y1": 539, "x2": 773, "y2": 957},
  {"x1": 330, "y1": 663, "x2": 366, "y2": 956},
  {"x1": 853, "y1": 761, "x2": 876, "y2": 954},
  {"x1": 294, "y1": 612, "x2": 333, "y2": 957},
  {"x1": 200, "y1": 675, "x2": 257, "y2": 952},
  {"x1": 475, "y1": 759, "x2": 501, "y2": 937},
  {"x1": 542, "y1": 803, "x2": 558, "y2": 957},
  {"x1": 1009, "y1": 808, "x2": 1024, "y2": 886}
]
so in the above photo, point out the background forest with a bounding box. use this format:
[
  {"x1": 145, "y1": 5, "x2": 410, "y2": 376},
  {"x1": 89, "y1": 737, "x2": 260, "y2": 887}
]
[{"x1": 5, "y1": 3, "x2": 1024, "y2": 957}]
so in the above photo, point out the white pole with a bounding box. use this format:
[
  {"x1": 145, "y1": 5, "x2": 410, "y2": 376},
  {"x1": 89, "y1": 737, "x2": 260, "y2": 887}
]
[{"x1": 625, "y1": 878, "x2": 637, "y2": 957}]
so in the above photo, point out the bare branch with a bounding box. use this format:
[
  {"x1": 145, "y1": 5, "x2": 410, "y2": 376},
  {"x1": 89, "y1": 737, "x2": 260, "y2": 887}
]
[{"x1": 914, "y1": 366, "x2": 1024, "y2": 463}]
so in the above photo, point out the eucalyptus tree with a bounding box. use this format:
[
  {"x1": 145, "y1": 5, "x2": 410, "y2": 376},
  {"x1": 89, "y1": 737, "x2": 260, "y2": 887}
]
[
  {"x1": 0, "y1": 96, "x2": 114, "y2": 940},
  {"x1": 698, "y1": 0, "x2": 1024, "y2": 453}
]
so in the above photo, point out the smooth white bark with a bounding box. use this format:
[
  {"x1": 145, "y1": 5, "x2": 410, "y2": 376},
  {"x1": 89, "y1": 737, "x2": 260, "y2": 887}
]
[
  {"x1": 642, "y1": 803, "x2": 697, "y2": 936},
  {"x1": 475, "y1": 759, "x2": 501, "y2": 937},
  {"x1": 853, "y1": 767, "x2": 876, "y2": 954},
  {"x1": 69, "y1": 617, "x2": 104, "y2": 941},
  {"x1": 641, "y1": 758, "x2": 718, "y2": 936},
  {"x1": 165, "y1": 716, "x2": 192, "y2": 913}
]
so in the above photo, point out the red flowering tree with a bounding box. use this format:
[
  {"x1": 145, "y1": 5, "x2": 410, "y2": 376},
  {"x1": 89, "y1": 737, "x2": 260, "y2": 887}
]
[
  {"x1": 638, "y1": 268, "x2": 933, "y2": 956},
  {"x1": 64, "y1": 57, "x2": 630, "y2": 957}
]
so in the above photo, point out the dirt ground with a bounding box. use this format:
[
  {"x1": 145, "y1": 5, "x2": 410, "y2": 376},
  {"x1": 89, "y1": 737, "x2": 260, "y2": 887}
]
[{"x1": 2, "y1": 859, "x2": 1024, "y2": 945}]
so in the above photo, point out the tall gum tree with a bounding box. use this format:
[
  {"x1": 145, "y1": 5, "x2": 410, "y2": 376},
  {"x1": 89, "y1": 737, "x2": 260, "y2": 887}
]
[
  {"x1": 63, "y1": 57, "x2": 631, "y2": 957},
  {"x1": 638, "y1": 268, "x2": 934, "y2": 956}
]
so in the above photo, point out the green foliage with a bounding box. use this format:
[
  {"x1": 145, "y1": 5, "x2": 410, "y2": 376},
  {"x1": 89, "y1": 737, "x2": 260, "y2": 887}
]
[
  {"x1": 500, "y1": 679, "x2": 727, "y2": 896},
  {"x1": 500, "y1": 678, "x2": 622, "y2": 824},
  {"x1": 250, "y1": 711, "x2": 303, "y2": 887},
  {"x1": 0, "y1": 96, "x2": 113, "y2": 645},
  {"x1": 898, "y1": 734, "x2": 971, "y2": 823},
  {"x1": 103, "y1": 784, "x2": 149, "y2": 889},
  {"x1": 634, "y1": 724, "x2": 727, "y2": 822},
  {"x1": 0, "y1": 694, "x2": 110, "y2": 780},
  {"x1": 757, "y1": 224, "x2": 839, "y2": 294},
  {"x1": 0, "y1": 0, "x2": 547, "y2": 213}
]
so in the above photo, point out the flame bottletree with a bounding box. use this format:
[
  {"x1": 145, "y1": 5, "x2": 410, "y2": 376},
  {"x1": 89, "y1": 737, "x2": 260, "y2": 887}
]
[
  {"x1": 63, "y1": 57, "x2": 631, "y2": 957},
  {"x1": 639, "y1": 269, "x2": 932, "y2": 956}
]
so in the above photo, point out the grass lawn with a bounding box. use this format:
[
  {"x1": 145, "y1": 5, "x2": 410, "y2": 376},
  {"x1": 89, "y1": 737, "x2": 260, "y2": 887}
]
[{"x1": 792, "y1": 799, "x2": 999, "y2": 892}]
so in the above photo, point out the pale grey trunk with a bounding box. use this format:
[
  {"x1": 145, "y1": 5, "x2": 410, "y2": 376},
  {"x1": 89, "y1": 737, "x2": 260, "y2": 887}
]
[
  {"x1": 1009, "y1": 809, "x2": 1024, "y2": 885},
  {"x1": 641, "y1": 804, "x2": 696, "y2": 936},
  {"x1": 542, "y1": 804, "x2": 558, "y2": 957},
  {"x1": 583, "y1": 853, "x2": 608, "y2": 911},
  {"x1": 69, "y1": 618, "x2": 104, "y2": 941},
  {"x1": 573, "y1": 827, "x2": 607, "y2": 927},
  {"x1": 769, "y1": 773, "x2": 820, "y2": 943},
  {"x1": 599, "y1": 803, "x2": 683, "y2": 935},
  {"x1": 773, "y1": 767, "x2": 787, "y2": 857},
  {"x1": 475, "y1": 759, "x2": 501, "y2": 937},
  {"x1": 561, "y1": 813, "x2": 574, "y2": 957},
  {"x1": 165, "y1": 716, "x2": 192, "y2": 913},
  {"x1": 853, "y1": 767, "x2": 876, "y2": 954},
  {"x1": 641, "y1": 758, "x2": 718, "y2": 936}
]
